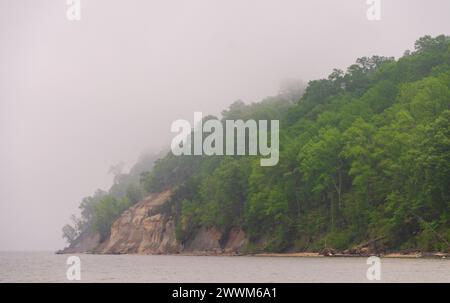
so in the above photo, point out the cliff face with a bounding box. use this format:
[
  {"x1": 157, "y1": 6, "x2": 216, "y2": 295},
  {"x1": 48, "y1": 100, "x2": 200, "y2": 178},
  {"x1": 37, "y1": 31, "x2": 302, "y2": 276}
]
[
  {"x1": 93, "y1": 190, "x2": 247, "y2": 255},
  {"x1": 98, "y1": 190, "x2": 181, "y2": 254},
  {"x1": 183, "y1": 227, "x2": 247, "y2": 254}
]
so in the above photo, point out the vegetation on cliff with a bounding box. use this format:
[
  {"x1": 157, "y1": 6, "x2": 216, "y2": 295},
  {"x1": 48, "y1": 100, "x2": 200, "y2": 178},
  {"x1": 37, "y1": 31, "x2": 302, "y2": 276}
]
[
  {"x1": 62, "y1": 153, "x2": 158, "y2": 242},
  {"x1": 64, "y1": 35, "x2": 450, "y2": 253}
]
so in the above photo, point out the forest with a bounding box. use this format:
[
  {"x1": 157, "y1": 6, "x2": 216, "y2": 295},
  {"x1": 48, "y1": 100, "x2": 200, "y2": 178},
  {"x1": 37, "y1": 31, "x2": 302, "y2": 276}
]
[{"x1": 63, "y1": 35, "x2": 450, "y2": 253}]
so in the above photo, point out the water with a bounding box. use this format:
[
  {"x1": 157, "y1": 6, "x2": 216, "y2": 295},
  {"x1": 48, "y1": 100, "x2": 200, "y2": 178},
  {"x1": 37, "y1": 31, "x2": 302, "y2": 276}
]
[{"x1": 0, "y1": 252, "x2": 449, "y2": 283}]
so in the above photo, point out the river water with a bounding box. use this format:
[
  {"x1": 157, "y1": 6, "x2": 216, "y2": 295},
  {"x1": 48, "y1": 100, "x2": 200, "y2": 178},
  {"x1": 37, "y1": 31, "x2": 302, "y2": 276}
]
[{"x1": 0, "y1": 252, "x2": 449, "y2": 283}]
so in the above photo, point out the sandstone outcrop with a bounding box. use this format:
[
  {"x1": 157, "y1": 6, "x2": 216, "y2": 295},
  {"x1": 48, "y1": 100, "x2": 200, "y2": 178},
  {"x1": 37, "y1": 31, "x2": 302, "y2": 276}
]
[
  {"x1": 99, "y1": 190, "x2": 182, "y2": 254},
  {"x1": 59, "y1": 189, "x2": 248, "y2": 255}
]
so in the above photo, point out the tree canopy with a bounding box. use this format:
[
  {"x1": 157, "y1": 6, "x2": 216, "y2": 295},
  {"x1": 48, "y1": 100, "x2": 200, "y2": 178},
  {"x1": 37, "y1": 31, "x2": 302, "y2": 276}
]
[{"x1": 65, "y1": 35, "x2": 450, "y2": 253}]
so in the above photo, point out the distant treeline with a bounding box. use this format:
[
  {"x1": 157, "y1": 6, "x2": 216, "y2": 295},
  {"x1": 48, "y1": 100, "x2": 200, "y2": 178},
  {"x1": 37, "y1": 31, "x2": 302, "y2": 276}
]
[{"x1": 64, "y1": 35, "x2": 450, "y2": 253}]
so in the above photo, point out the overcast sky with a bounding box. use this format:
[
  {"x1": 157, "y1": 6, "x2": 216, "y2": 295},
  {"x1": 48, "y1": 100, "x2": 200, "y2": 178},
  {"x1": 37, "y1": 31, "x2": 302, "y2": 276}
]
[{"x1": 1, "y1": 0, "x2": 449, "y2": 251}]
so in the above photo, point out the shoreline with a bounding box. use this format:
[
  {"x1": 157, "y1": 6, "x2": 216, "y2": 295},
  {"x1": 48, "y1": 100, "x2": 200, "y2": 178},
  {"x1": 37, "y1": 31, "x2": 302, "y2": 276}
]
[
  {"x1": 58, "y1": 250, "x2": 450, "y2": 259},
  {"x1": 252, "y1": 252, "x2": 448, "y2": 259}
]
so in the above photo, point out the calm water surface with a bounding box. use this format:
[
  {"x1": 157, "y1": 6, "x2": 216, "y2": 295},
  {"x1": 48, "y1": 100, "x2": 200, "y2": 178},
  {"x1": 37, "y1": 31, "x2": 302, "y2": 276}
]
[{"x1": 0, "y1": 252, "x2": 449, "y2": 283}]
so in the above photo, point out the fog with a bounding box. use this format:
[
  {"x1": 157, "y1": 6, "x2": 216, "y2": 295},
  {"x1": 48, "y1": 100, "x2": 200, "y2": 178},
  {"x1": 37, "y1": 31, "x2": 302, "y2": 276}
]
[{"x1": 0, "y1": 0, "x2": 449, "y2": 251}]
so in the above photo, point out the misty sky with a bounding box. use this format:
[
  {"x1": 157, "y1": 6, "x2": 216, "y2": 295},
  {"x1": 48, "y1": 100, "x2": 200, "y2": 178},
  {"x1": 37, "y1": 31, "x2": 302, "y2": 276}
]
[{"x1": 1, "y1": 0, "x2": 449, "y2": 251}]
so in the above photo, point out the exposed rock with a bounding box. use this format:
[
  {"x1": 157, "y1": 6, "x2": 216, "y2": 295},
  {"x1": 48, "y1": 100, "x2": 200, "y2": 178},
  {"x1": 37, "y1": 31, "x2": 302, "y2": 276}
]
[
  {"x1": 319, "y1": 247, "x2": 336, "y2": 256},
  {"x1": 184, "y1": 227, "x2": 222, "y2": 253},
  {"x1": 60, "y1": 189, "x2": 249, "y2": 255},
  {"x1": 99, "y1": 190, "x2": 182, "y2": 254},
  {"x1": 223, "y1": 228, "x2": 248, "y2": 253},
  {"x1": 183, "y1": 227, "x2": 248, "y2": 254}
]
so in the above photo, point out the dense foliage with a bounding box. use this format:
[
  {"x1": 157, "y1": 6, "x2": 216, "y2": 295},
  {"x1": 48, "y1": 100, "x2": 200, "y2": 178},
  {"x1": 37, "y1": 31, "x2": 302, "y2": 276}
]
[
  {"x1": 64, "y1": 35, "x2": 450, "y2": 253},
  {"x1": 63, "y1": 153, "x2": 158, "y2": 242},
  {"x1": 142, "y1": 35, "x2": 450, "y2": 252}
]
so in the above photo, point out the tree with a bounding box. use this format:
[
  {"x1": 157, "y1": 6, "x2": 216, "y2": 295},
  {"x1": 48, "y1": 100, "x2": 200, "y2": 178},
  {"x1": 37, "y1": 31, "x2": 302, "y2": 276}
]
[{"x1": 62, "y1": 224, "x2": 78, "y2": 244}]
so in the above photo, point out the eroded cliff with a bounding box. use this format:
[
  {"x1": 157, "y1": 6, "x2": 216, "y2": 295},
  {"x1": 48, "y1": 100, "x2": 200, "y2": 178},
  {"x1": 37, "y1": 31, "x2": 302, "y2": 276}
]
[
  {"x1": 98, "y1": 190, "x2": 181, "y2": 254},
  {"x1": 61, "y1": 189, "x2": 248, "y2": 255}
]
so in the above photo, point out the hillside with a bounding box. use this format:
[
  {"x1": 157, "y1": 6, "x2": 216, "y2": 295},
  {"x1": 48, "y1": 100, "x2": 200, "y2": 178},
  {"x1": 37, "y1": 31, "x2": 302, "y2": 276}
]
[{"x1": 61, "y1": 35, "x2": 450, "y2": 255}]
